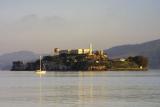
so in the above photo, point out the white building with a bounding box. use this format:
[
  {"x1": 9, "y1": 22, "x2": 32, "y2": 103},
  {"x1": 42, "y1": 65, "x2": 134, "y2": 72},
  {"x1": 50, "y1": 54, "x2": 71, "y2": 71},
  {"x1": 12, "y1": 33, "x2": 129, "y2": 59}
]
[{"x1": 56, "y1": 43, "x2": 93, "y2": 55}]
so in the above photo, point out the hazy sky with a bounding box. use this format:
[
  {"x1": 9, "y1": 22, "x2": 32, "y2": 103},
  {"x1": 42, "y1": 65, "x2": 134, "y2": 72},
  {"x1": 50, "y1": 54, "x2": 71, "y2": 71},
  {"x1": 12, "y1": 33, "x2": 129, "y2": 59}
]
[{"x1": 0, "y1": 0, "x2": 160, "y2": 54}]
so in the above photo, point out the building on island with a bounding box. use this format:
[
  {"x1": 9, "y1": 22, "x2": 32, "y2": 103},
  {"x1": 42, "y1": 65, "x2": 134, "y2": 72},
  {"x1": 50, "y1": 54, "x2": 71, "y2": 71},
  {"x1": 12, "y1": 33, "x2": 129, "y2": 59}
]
[
  {"x1": 11, "y1": 61, "x2": 25, "y2": 71},
  {"x1": 54, "y1": 43, "x2": 93, "y2": 55},
  {"x1": 11, "y1": 43, "x2": 148, "y2": 71}
]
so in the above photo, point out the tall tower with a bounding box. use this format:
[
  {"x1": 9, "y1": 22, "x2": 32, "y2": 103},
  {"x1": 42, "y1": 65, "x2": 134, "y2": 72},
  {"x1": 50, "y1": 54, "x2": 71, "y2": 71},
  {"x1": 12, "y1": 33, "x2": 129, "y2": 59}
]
[{"x1": 89, "y1": 43, "x2": 93, "y2": 55}]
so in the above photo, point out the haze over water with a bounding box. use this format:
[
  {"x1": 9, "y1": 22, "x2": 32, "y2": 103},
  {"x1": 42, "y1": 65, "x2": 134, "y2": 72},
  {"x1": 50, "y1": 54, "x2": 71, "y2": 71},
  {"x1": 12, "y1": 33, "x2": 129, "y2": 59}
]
[{"x1": 0, "y1": 70, "x2": 160, "y2": 107}]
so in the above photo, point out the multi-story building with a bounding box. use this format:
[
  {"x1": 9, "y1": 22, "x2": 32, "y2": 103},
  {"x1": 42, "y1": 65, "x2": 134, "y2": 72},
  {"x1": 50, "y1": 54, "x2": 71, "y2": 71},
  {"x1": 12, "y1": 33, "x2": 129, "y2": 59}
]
[{"x1": 54, "y1": 44, "x2": 93, "y2": 55}]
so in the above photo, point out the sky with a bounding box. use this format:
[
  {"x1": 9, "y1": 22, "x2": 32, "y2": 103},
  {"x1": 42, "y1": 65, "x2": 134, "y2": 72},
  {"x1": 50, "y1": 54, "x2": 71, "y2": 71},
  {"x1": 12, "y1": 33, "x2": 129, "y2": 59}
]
[{"x1": 0, "y1": 0, "x2": 160, "y2": 54}]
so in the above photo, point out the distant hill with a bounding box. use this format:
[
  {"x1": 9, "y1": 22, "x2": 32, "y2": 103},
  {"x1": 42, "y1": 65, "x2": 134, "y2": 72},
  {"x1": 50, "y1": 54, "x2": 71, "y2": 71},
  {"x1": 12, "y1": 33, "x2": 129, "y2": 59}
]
[
  {"x1": 0, "y1": 51, "x2": 39, "y2": 70},
  {"x1": 106, "y1": 39, "x2": 160, "y2": 69}
]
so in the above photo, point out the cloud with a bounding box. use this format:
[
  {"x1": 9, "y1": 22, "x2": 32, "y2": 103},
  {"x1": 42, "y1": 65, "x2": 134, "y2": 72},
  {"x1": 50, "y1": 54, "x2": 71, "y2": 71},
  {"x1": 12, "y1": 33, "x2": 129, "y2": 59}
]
[
  {"x1": 10, "y1": 14, "x2": 68, "y2": 37},
  {"x1": 18, "y1": 14, "x2": 66, "y2": 27},
  {"x1": 19, "y1": 14, "x2": 38, "y2": 23}
]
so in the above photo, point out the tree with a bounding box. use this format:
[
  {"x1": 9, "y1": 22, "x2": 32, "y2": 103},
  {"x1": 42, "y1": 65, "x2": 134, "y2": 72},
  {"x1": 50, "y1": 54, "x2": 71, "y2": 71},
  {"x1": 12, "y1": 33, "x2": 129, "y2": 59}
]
[{"x1": 132, "y1": 56, "x2": 148, "y2": 68}]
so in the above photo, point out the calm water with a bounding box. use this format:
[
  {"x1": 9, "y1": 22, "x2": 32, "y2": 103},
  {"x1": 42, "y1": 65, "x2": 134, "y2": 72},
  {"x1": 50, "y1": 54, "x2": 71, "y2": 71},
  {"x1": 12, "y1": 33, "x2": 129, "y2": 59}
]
[{"x1": 0, "y1": 70, "x2": 160, "y2": 107}]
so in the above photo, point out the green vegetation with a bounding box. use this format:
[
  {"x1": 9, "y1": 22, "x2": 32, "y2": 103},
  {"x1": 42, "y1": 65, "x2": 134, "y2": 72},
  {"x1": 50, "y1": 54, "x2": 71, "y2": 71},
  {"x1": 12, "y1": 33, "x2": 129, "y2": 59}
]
[{"x1": 109, "y1": 56, "x2": 148, "y2": 70}]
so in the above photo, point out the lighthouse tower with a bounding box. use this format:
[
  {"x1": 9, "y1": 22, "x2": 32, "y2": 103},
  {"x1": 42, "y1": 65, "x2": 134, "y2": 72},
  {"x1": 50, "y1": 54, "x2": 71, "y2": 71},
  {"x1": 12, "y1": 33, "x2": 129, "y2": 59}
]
[{"x1": 89, "y1": 43, "x2": 93, "y2": 55}]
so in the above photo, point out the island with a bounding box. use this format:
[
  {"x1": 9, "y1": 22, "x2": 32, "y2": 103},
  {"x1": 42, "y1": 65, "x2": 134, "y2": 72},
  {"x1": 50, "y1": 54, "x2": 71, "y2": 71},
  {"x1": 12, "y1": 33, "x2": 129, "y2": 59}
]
[{"x1": 11, "y1": 44, "x2": 148, "y2": 71}]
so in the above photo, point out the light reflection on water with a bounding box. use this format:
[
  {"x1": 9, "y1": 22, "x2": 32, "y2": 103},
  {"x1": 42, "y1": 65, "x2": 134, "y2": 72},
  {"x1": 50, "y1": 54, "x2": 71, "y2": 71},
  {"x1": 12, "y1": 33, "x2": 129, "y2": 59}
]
[{"x1": 0, "y1": 70, "x2": 160, "y2": 107}]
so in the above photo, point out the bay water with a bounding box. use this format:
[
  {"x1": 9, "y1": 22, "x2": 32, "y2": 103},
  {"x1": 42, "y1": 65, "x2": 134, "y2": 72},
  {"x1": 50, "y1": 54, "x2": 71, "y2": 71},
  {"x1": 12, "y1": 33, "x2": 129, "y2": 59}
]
[{"x1": 0, "y1": 70, "x2": 160, "y2": 107}]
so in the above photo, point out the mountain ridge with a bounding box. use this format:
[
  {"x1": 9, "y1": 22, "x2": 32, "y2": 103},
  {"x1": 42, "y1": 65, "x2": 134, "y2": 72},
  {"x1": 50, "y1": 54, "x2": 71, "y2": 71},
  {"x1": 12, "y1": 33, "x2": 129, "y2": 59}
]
[{"x1": 106, "y1": 39, "x2": 160, "y2": 69}]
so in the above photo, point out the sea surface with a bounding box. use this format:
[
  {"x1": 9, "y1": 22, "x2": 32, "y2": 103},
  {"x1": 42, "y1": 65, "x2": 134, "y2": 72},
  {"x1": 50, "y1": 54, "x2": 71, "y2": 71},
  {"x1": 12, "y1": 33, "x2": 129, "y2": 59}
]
[{"x1": 0, "y1": 70, "x2": 160, "y2": 107}]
